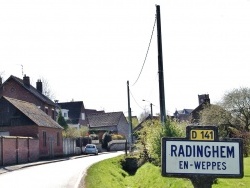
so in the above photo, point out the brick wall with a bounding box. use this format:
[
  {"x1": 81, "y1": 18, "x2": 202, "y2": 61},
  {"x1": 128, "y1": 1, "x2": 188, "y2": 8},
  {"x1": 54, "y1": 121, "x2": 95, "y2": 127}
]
[
  {"x1": 0, "y1": 136, "x2": 39, "y2": 166},
  {"x1": 38, "y1": 127, "x2": 63, "y2": 159},
  {"x1": 0, "y1": 125, "x2": 63, "y2": 160}
]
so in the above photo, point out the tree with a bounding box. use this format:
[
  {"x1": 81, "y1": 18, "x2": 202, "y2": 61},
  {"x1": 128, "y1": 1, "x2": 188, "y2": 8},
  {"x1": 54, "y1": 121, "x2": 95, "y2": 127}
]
[
  {"x1": 200, "y1": 87, "x2": 250, "y2": 131},
  {"x1": 199, "y1": 88, "x2": 250, "y2": 156},
  {"x1": 40, "y1": 77, "x2": 55, "y2": 100},
  {"x1": 220, "y1": 87, "x2": 250, "y2": 131},
  {"x1": 135, "y1": 119, "x2": 185, "y2": 165},
  {"x1": 200, "y1": 104, "x2": 238, "y2": 137},
  {"x1": 139, "y1": 109, "x2": 150, "y2": 122},
  {"x1": 63, "y1": 127, "x2": 89, "y2": 138},
  {"x1": 57, "y1": 110, "x2": 68, "y2": 130}
]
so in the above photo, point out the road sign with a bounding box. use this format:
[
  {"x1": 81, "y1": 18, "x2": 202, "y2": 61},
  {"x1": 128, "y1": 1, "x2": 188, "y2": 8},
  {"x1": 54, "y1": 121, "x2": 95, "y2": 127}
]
[
  {"x1": 186, "y1": 126, "x2": 218, "y2": 141},
  {"x1": 161, "y1": 138, "x2": 244, "y2": 178}
]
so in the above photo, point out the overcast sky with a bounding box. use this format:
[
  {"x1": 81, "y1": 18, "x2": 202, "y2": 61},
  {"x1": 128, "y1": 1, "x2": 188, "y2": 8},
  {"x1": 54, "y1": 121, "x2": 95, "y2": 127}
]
[{"x1": 1, "y1": 0, "x2": 250, "y2": 118}]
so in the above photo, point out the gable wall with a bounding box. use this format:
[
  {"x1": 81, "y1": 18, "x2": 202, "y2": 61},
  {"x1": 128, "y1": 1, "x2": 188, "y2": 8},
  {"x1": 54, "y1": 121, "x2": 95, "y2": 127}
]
[
  {"x1": 0, "y1": 79, "x2": 56, "y2": 120},
  {"x1": 117, "y1": 115, "x2": 129, "y2": 140}
]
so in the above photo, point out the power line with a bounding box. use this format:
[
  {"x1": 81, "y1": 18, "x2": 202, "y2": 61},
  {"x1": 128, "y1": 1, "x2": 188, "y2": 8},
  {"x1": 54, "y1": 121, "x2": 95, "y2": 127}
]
[
  {"x1": 132, "y1": 16, "x2": 157, "y2": 86},
  {"x1": 129, "y1": 89, "x2": 144, "y2": 110}
]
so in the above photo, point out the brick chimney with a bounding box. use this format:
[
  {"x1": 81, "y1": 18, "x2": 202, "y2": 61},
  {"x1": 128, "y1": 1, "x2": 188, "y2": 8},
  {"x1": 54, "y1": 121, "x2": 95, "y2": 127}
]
[
  {"x1": 23, "y1": 75, "x2": 30, "y2": 87},
  {"x1": 36, "y1": 79, "x2": 43, "y2": 93},
  {"x1": 198, "y1": 94, "x2": 210, "y2": 105}
]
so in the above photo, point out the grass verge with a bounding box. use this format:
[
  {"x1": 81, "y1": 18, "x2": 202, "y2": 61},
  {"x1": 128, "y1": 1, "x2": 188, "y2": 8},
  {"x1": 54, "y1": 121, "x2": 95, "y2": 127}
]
[{"x1": 81, "y1": 155, "x2": 250, "y2": 188}]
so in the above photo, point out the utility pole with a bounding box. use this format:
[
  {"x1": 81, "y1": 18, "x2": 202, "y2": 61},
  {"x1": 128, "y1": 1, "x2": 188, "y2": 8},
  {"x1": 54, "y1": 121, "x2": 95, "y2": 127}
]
[
  {"x1": 156, "y1": 5, "x2": 167, "y2": 124},
  {"x1": 142, "y1": 99, "x2": 153, "y2": 117},
  {"x1": 127, "y1": 81, "x2": 133, "y2": 149}
]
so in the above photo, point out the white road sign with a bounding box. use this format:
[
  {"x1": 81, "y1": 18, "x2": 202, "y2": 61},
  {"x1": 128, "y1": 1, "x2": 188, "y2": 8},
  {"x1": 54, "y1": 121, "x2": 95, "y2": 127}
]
[{"x1": 162, "y1": 139, "x2": 243, "y2": 177}]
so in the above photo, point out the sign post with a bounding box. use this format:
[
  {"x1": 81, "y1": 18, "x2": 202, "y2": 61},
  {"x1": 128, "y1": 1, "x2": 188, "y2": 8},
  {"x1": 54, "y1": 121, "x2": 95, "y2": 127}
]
[{"x1": 162, "y1": 126, "x2": 244, "y2": 188}]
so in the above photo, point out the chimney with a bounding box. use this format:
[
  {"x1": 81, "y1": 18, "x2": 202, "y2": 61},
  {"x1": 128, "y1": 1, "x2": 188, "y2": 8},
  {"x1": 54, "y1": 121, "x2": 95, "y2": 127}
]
[
  {"x1": 23, "y1": 75, "x2": 30, "y2": 87},
  {"x1": 36, "y1": 79, "x2": 43, "y2": 93},
  {"x1": 198, "y1": 94, "x2": 210, "y2": 105},
  {"x1": 0, "y1": 77, "x2": 2, "y2": 85}
]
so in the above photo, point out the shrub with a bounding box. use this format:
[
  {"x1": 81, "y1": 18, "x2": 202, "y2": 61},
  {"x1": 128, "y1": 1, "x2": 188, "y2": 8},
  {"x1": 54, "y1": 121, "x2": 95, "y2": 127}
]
[
  {"x1": 112, "y1": 134, "x2": 126, "y2": 140},
  {"x1": 102, "y1": 131, "x2": 112, "y2": 149},
  {"x1": 135, "y1": 119, "x2": 185, "y2": 166}
]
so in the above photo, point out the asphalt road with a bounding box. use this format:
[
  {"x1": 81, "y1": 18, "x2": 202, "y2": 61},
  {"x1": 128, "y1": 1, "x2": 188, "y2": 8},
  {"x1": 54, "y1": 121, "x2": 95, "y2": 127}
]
[{"x1": 0, "y1": 151, "x2": 124, "y2": 188}]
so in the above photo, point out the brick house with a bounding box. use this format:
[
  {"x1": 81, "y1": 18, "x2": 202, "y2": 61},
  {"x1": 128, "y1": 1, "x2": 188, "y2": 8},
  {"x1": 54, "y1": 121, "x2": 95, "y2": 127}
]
[
  {"x1": 87, "y1": 112, "x2": 129, "y2": 141},
  {"x1": 0, "y1": 96, "x2": 63, "y2": 159},
  {"x1": 0, "y1": 75, "x2": 57, "y2": 120}
]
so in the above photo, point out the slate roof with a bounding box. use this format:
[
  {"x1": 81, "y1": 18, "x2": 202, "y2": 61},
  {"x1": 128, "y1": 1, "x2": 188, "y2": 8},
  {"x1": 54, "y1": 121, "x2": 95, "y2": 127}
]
[
  {"x1": 2, "y1": 75, "x2": 55, "y2": 106},
  {"x1": 4, "y1": 96, "x2": 63, "y2": 129},
  {"x1": 87, "y1": 112, "x2": 124, "y2": 128},
  {"x1": 58, "y1": 101, "x2": 85, "y2": 124}
]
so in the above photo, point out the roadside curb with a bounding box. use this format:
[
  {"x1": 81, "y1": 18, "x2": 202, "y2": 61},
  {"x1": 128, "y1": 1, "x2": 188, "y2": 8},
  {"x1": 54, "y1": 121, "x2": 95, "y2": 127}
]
[
  {"x1": 0, "y1": 152, "x2": 112, "y2": 175},
  {"x1": 0, "y1": 155, "x2": 84, "y2": 175}
]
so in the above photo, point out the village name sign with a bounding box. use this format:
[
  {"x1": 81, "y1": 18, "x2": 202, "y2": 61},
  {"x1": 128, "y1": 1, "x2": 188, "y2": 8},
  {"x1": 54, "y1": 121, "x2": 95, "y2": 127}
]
[{"x1": 161, "y1": 126, "x2": 244, "y2": 187}]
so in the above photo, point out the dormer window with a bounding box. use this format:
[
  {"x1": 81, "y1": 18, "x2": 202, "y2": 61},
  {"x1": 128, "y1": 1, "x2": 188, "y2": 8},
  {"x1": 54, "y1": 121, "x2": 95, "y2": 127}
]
[{"x1": 82, "y1": 113, "x2": 85, "y2": 120}]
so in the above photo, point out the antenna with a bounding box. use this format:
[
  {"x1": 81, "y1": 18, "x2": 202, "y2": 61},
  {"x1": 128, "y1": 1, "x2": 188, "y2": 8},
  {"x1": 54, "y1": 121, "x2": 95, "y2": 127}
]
[{"x1": 21, "y1": 65, "x2": 23, "y2": 76}]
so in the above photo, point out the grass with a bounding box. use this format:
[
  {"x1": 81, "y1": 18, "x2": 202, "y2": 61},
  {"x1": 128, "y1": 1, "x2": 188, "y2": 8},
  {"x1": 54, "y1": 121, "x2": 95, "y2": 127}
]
[{"x1": 81, "y1": 156, "x2": 250, "y2": 188}]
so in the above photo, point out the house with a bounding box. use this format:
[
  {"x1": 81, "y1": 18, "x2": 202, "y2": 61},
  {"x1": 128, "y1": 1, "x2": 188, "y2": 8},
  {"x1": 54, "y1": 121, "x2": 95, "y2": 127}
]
[
  {"x1": 173, "y1": 94, "x2": 211, "y2": 123},
  {"x1": 173, "y1": 109, "x2": 193, "y2": 122},
  {"x1": 190, "y1": 94, "x2": 210, "y2": 123},
  {"x1": 0, "y1": 96, "x2": 63, "y2": 159},
  {"x1": 87, "y1": 112, "x2": 129, "y2": 141},
  {"x1": 57, "y1": 101, "x2": 89, "y2": 129},
  {"x1": 0, "y1": 75, "x2": 57, "y2": 120}
]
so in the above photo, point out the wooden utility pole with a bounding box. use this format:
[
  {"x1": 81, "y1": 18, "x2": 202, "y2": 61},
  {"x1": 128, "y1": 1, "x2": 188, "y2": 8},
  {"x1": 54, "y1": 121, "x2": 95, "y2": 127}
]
[
  {"x1": 127, "y1": 81, "x2": 133, "y2": 147},
  {"x1": 156, "y1": 5, "x2": 167, "y2": 124}
]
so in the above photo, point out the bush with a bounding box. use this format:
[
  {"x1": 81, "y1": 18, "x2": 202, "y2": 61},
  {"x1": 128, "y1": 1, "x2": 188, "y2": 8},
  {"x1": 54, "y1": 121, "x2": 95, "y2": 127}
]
[
  {"x1": 102, "y1": 131, "x2": 112, "y2": 149},
  {"x1": 112, "y1": 134, "x2": 126, "y2": 140},
  {"x1": 135, "y1": 119, "x2": 185, "y2": 166}
]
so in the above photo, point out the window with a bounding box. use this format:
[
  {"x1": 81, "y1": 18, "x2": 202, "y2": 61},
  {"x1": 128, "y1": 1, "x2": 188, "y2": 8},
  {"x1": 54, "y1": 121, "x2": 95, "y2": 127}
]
[
  {"x1": 45, "y1": 106, "x2": 48, "y2": 114},
  {"x1": 52, "y1": 109, "x2": 55, "y2": 119},
  {"x1": 82, "y1": 113, "x2": 85, "y2": 120},
  {"x1": 43, "y1": 131, "x2": 47, "y2": 147},
  {"x1": 57, "y1": 132, "x2": 60, "y2": 146}
]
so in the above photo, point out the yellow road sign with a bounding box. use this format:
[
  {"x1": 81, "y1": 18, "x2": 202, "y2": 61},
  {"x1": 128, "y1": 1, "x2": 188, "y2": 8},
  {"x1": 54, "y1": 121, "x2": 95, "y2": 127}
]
[{"x1": 190, "y1": 129, "x2": 214, "y2": 141}]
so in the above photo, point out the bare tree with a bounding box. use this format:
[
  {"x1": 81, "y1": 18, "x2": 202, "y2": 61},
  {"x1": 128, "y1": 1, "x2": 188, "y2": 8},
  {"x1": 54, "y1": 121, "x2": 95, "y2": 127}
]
[{"x1": 40, "y1": 77, "x2": 56, "y2": 100}]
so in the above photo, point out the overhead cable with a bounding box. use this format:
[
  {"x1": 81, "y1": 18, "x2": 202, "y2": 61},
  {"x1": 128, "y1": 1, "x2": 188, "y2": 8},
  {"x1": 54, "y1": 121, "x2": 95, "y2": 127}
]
[{"x1": 132, "y1": 16, "x2": 157, "y2": 86}]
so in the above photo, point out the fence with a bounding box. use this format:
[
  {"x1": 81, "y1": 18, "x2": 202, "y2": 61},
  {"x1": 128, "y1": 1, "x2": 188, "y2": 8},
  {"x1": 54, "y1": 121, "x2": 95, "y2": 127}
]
[{"x1": 0, "y1": 136, "x2": 39, "y2": 166}]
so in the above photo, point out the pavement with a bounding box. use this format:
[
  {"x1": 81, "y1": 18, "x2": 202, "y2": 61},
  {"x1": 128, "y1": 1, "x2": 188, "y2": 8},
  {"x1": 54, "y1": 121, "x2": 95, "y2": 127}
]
[{"x1": 0, "y1": 155, "x2": 86, "y2": 175}]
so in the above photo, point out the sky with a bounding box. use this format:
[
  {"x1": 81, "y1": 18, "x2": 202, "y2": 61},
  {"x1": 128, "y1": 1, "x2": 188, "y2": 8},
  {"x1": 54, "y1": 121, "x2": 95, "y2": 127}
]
[{"x1": 1, "y1": 0, "x2": 250, "y2": 118}]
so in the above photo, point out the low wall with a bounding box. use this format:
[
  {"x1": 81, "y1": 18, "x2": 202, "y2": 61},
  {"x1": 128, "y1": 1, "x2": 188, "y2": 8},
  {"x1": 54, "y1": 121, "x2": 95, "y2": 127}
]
[
  {"x1": 0, "y1": 136, "x2": 39, "y2": 166},
  {"x1": 108, "y1": 140, "x2": 127, "y2": 151},
  {"x1": 63, "y1": 138, "x2": 76, "y2": 156}
]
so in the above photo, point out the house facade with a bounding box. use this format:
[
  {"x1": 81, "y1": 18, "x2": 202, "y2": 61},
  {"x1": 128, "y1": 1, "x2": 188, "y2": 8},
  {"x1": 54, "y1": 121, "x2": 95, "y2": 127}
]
[
  {"x1": 87, "y1": 112, "x2": 129, "y2": 141},
  {"x1": 57, "y1": 101, "x2": 88, "y2": 129},
  {"x1": 0, "y1": 96, "x2": 63, "y2": 159},
  {"x1": 0, "y1": 75, "x2": 57, "y2": 120}
]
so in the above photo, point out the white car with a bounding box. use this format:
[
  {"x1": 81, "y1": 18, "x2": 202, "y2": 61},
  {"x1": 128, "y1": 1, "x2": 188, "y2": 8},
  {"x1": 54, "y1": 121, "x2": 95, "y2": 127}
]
[{"x1": 84, "y1": 144, "x2": 98, "y2": 155}]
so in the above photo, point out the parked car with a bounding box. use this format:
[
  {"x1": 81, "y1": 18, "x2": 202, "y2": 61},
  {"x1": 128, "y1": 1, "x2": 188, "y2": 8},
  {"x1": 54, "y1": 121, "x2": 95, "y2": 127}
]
[{"x1": 83, "y1": 144, "x2": 98, "y2": 155}]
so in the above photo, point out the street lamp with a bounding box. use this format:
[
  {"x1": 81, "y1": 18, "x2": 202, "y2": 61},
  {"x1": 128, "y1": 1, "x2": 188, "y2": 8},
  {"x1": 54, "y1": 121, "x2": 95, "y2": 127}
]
[{"x1": 142, "y1": 99, "x2": 153, "y2": 117}]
